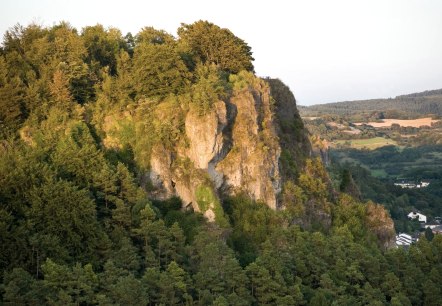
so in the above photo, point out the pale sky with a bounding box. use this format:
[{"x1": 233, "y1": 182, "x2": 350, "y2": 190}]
[{"x1": 1, "y1": 0, "x2": 442, "y2": 105}]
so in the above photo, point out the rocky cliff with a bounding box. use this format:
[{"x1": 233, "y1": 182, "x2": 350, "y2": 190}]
[{"x1": 102, "y1": 72, "x2": 311, "y2": 224}]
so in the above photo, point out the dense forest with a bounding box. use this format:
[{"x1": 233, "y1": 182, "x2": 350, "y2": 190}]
[
  {"x1": 299, "y1": 90, "x2": 442, "y2": 118},
  {"x1": 327, "y1": 147, "x2": 442, "y2": 234},
  {"x1": 1, "y1": 21, "x2": 442, "y2": 305}
]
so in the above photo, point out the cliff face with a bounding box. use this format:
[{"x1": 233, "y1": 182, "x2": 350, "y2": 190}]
[
  {"x1": 365, "y1": 202, "x2": 396, "y2": 249},
  {"x1": 216, "y1": 80, "x2": 282, "y2": 209},
  {"x1": 147, "y1": 74, "x2": 288, "y2": 222},
  {"x1": 102, "y1": 72, "x2": 311, "y2": 224}
]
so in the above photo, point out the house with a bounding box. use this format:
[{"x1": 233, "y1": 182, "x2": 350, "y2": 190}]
[
  {"x1": 420, "y1": 181, "x2": 430, "y2": 188},
  {"x1": 394, "y1": 182, "x2": 416, "y2": 189},
  {"x1": 396, "y1": 233, "x2": 413, "y2": 246},
  {"x1": 396, "y1": 232, "x2": 420, "y2": 247},
  {"x1": 432, "y1": 225, "x2": 442, "y2": 235},
  {"x1": 424, "y1": 222, "x2": 440, "y2": 230},
  {"x1": 408, "y1": 211, "x2": 427, "y2": 223},
  {"x1": 394, "y1": 180, "x2": 430, "y2": 189}
]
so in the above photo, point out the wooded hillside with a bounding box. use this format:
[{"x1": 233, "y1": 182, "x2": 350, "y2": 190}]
[
  {"x1": 300, "y1": 90, "x2": 442, "y2": 117},
  {"x1": 1, "y1": 21, "x2": 441, "y2": 305}
]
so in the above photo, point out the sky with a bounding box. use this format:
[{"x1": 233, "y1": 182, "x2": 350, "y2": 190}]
[{"x1": 1, "y1": 0, "x2": 442, "y2": 106}]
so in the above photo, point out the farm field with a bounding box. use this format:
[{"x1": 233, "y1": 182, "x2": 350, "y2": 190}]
[
  {"x1": 354, "y1": 117, "x2": 439, "y2": 128},
  {"x1": 332, "y1": 137, "x2": 397, "y2": 150}
]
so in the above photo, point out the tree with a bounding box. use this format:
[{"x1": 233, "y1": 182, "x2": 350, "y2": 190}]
[
  {"x1": 424, "y1": 227, "x2": 434, "y2": 241},
  {"x1": 48, "y1": 69, "x2": 75, "y2": 115},
  {"x1": 178, "y1": 20, "x2": 254, "y2": 74},
  {"x1": 339, "y1": 169, "x2": 360, "y2": 199},
  {"x1": 0, "y1": 57, "x2": 24, "y2": 138},
  {"x1": 281, "y1": 180, "x2": 306, "y2": 221},
  {"x1": 109, "y1": 236, "x2": 141, "y2": 273},
  {"x1": 156, "y1": 261, "x2": 189, "y2": 305},
  {"x1": 136, "y1": 27, "x2": 175, "y2": 45},
  {"x1": 45, "y1": 22, "x2": 91, "y2": 104},
  {"x1": 381, "y1": 272, "x2": 403, "y2": 302},
  {"x1": 26, "y1": 179, "x2": 102, "y2": 263},
  {"x1": 41, "y1": 259, "x2": 98, "y2": 305},
  {"x1": 190, "y1": 63, "x2": 229, "y2": 115},
  {"x1": 104, "y1": 274, "x2": 148, "y2": 306},
  {"x1": 191, "y1": 231, "x2": 251, "y2": 303},
  {"x1": 245, "y1": 262, "x2": 280, "y2": 305},
  {"x1": 132, "y1": 37, "x2": 190, "y2": 98},
  {"x1": 82, "y1": 24, "x2": 125, "y2": 75},
  {"x1": 2, "y1": 268, "x2": 39, "y2": 305}
]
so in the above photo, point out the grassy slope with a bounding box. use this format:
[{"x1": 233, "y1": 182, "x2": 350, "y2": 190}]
[{"x1": 332, "y1": 137, "x2": 398, "y2": 150}]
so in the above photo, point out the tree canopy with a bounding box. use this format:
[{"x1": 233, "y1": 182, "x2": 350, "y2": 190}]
[
  {"x1": 178, "y1": 20, "x2": 254, "y2": 74},
  {"x1": 1, "y1": 21, "x2": 441, "y2": 305}
]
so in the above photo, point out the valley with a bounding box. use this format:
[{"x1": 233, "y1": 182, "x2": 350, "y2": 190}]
[
  {"x1": 1, "y1": 20, "x2": 441, "y2": 305},
  {"x1": 302, "y1": 91, "x2": 442, "y2": 237}
]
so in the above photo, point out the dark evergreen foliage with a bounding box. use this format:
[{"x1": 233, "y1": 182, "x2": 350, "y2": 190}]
[{"x1": 0, "y1": 21, "x2": 441, "y2": 305}]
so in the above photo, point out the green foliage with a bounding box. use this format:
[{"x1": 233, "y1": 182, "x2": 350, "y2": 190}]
[
  {"x1": 2, "y1": 268, "x2": 38, "y2": 304},
  {"x1": 0, "y1": 57, "x2": 25, "y2": 138},
  {"x1": 81, "y1": 24, "x2": 126, "y2": 75},
  {"x1": 178, "y1": 20, "x2": 254, "y2": 74},
  {"x1": 2, "y1": 21, "x2": 442, "y2": 306},
  {"x1": 190, "y1": 63, "x2": 229, "y2": 115},
  {"x1": 41, "y1": 258, "x2": 98, "y2": 305},
  {"x1": 223, "y1": 194, "x2": 282, "y2": 266},
  {"x1": 132, "y1": 40, "x2": 191, "y2": 98},
  {"x1": 136, "y1": 26, "x2": 175, "y2": 45},
  {"x1": 329, "y1": 146, "x2": 442, "y2": 232},
  {"x1": 196, "y1": 185, "x2": 229, "y2": 228},
  {"x1": 281, "y1": 180, "x2": 306, "y2": 220},
  {"x1": 27, "y1": 178, "x2": 104, "y2": 263},
  {"x1": 301, "y1": 88, "x2": 442, "y2": 117}
]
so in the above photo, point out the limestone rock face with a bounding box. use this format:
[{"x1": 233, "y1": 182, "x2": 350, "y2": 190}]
[
  {"x1": 148, "y1": 76, "x2": 284, "y2": 213},
  {"x1": 149, "y1": 145, "x2": 174, "y2": 200},
  {"x1": 216, "y1": 83, "x2": 281, "y2": 209},
  {"x1": 365, "y1": 202, "x2": 396, "y2": 250},
  {"x1": 185, "y1": 101, "x2": 228, "y2": 170}
]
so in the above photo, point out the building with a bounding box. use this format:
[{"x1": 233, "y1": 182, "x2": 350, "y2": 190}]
[
  {"x1": 396, "y1": 233, "x2": 413, "y2": 246},
  {"x1": 432, "y1": 225, "x2": 442, "y2": 235},
  {"x1": 420, "y1": 181, "x2": 430, "y2": 188},
  {"x1": 394, "y1": 182, "x2": 416, "y2": 189},
  {"x1": 394, "y1": 181, "x2": 430, "y2": 189},
  {"x1": 408, "y1": 211, "x2": 427, "y2": 223},
  {"x1": 424, "y1": 222, "x2": 441, "y2": 230}
]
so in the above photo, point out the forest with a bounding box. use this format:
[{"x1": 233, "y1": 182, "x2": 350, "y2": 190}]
[
  {"x1": 327, "y1": 148, "x2": 442, "y2": 234},
  {"x1": 1, "y1": 21, "x2": 442, "y2": 305},
  {"x1": 299, "y1": 90, "x2": 442, "y2": 118}
]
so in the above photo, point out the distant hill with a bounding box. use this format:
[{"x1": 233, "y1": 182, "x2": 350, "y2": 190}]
[{"x1": 300, "y1": 89, "x2": 442, "y2": 117}]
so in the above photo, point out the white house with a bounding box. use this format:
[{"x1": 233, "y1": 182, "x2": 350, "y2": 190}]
[
  {"x1": 420, "y1": 181, "x2": 430, "y2": 188},
  {"x1": 408, "y1": 212, "x2": 427, "y2": 223},
  {"x1": 424, "y1": 222, "x2": 440, "y2": 230},
  {"x1": 396, "y1": 233, "x2": 413, "y2": 246},
  {"x1": 394, "y1": 181, "x2": 430, "y2": 189}
]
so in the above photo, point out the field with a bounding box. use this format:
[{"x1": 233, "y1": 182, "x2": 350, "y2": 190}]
[
  {"x1": 354, "y1": 117, "x2": 439, "y2": 128},
  {"x1": 370, "y1": 168, "x2": 388, "y2": 178},
  {"x1": 331, "y1": 144, "x2": 442, "y2": 179},
  {"x1": 332, "y1": 137, "x2": 397, "y2": 150}
]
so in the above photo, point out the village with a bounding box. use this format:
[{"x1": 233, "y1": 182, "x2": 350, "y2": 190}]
[
  {"x1": 394, "y1": 180, "x2": 430, "y2": 189},
  {"x1": 396, "y1": 211, "x2": 442, "y2": 246}
]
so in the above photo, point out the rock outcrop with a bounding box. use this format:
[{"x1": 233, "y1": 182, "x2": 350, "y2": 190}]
[
  {"x1": 216, "y1": 80, "x2": 281, "y2": 209},
  {"x1": 102, "y1": 72, "x2": 311, "y2": 224},
  {"x1": 365, "y1": 202, "x2": 396, "y2": 249},
  {"x1": 147, "y1": 74, "x2": 286, "y2": 220}
]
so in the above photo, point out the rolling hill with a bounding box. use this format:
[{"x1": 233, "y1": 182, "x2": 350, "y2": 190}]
[{"x1": 300, "y1": 88, "x2": 442, "y2": 117}]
